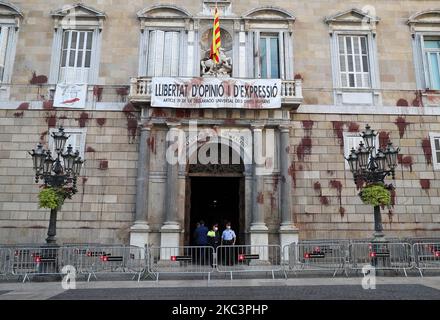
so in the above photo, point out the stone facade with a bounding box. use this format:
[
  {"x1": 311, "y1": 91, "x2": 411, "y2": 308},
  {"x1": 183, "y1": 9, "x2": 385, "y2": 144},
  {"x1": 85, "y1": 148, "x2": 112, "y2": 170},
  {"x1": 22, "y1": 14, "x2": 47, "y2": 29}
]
[{"x1": 0, "y1": 0, "x2": 440, "y2": 245}]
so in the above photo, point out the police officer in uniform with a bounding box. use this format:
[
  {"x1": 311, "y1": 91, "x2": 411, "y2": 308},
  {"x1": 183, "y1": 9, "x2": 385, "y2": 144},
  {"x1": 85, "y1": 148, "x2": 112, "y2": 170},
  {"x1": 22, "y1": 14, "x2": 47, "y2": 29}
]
[{"x1": 221, "y1": 222, "x2": 236, "y2": 266}]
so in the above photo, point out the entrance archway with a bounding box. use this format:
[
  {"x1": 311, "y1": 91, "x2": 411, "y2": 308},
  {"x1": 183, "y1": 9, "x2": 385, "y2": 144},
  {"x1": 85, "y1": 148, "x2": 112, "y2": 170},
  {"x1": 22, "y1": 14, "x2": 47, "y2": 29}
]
[{"x1": 185, "y1": 144, "x2": 245, "y2": 245}]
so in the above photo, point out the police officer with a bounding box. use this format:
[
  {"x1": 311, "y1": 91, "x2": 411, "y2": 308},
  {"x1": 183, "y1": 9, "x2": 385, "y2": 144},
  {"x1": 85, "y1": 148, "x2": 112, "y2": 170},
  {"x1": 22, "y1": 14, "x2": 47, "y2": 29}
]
[
  {"x1": 207, "y1": 224, "x2": 221, "y2": 266},
  {"x1": 221, "y1": 222, "x2": 236, "y2": 266}
]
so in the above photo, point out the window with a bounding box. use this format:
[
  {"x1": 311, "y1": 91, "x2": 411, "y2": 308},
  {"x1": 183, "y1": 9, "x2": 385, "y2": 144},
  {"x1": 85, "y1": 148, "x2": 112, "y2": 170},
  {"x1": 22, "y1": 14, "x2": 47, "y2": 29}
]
[
  {"x1": 0, "y1": 26, "x2": 10, "y2": 81},
  {"x1": 59, "y1": 30, "x2": 93, "y2": 84},
  {"x1": 48, "y1": 128, "x2": 87, "y2": 158},
  {"x1": 338, "y1": 35, "x2": 370, "y2": 88},
  {"x1": 260, "y1": 35, "x2": 280, "y2": 79},
  {"x1": 49, "y1": 3, "x2": 105, "y2": 85},
  {"x1": 423, "y1": 38, "x2": 440, "y2": 90},
  {"x1": 146, "y1": 30, "x2": 181, "y2": 77},
  {"x1": 343, "y1": 132, "x2": 379, "y2": 170},
  {"x1": 430, "y1": 133, "x2": 440, "y2": 170}
]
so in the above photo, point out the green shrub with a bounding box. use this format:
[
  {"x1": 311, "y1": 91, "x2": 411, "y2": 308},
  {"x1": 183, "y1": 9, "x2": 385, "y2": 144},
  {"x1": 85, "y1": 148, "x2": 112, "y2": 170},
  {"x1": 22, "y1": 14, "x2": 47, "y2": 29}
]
[
  {"x1": 359, "y1": 184, "x2": 391, "y2": 207},
  {"x1": 38, "y1": 187, "x2": 67, "y2": 210}
]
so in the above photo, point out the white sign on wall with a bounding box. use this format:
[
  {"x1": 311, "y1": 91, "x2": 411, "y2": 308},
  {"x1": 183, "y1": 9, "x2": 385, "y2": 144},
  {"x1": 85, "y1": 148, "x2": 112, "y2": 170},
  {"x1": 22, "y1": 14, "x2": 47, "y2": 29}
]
[
  {"x1": 152, "y1": 77, "x2": 282, "y2": 109},
  {"x1": 54, "y1": 84, "x2": 87, "y2": 109}
]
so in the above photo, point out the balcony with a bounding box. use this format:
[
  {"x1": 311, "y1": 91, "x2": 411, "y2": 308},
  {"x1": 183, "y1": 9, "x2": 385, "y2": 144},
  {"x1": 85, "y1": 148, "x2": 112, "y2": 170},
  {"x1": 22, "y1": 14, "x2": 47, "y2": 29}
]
[{"x1": 129, "y1": 77, "x2": 303, "y2": 108}]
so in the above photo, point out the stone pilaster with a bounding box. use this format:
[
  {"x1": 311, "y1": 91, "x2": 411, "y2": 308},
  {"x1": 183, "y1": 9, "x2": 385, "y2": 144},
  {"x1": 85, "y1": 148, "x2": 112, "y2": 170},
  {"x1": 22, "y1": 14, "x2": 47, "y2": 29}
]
[
  {"x1": 279, "y1": 125, "x2": 299, "y2": 260},
  {"x1": 130, "y1": 123, "x2": 151, "y2": 250}
]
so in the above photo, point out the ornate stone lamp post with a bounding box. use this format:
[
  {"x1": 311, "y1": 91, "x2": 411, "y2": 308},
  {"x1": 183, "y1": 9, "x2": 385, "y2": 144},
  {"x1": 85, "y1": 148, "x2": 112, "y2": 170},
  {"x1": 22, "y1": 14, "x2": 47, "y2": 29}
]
[
  {"x1": 345, "y1": 124, "x2": 400, "y2": 242},
  {"x1": 29, "y1": 127, "x2": 85, "y2": 244}
]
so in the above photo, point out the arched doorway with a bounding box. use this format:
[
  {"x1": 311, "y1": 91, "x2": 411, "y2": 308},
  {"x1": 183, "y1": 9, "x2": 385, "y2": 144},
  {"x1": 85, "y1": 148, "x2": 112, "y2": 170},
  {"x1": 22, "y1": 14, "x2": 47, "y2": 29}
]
[{"x1": 185, "y1": 144, "x2": 245, "y2": 245}]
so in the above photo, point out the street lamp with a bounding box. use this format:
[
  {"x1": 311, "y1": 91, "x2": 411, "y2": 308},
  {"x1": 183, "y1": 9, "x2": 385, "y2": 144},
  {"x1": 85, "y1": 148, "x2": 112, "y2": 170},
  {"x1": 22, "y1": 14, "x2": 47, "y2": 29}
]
[
  {"x1": 345, "y1": 124, "x2": 400, "y2": 241},
  {"x1": 29, "y1": 127, "x2": 85, "y2": 244}
]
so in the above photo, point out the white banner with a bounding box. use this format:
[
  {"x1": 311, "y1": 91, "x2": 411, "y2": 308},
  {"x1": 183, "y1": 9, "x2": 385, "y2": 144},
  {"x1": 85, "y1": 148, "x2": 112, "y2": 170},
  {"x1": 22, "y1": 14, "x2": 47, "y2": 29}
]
[
  {"x1": 152, "y1": 77, "x2": 282, "y2": 109},
  {"x1": 54, "y1": 84, "x2": 87, "y2": 109}
]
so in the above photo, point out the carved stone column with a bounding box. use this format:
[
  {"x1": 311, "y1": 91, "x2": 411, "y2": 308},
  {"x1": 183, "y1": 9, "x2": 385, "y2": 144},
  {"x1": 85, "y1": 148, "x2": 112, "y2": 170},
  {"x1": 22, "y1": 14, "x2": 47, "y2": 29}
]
[
  {"x1": 160, "y1": 123, "x2": 182, "y2": 256},
  {"x1": 130, "y1": 123, "x2": 151, "y2": 251},
  {"x1": 250, "y1": 124, "x2": 269, "y2": 249},
  {"x1": 279, "y1": 125, "x2": 299, "y2": 260}
]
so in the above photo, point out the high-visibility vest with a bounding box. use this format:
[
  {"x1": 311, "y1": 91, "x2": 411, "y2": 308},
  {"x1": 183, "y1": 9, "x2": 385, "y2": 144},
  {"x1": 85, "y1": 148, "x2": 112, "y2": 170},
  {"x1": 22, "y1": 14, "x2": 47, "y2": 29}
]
[{"x1": 207, "y1": 231, "x2": 216, "y2": 237}]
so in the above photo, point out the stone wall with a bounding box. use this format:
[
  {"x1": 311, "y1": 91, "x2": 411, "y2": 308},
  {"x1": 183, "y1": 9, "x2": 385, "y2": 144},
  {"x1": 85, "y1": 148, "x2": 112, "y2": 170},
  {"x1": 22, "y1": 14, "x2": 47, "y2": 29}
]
[
  {"x1": 290, "y1": 113, "x2": 440, "y2": 240},
  {"x1": 0, "y1": 109, "x2": 139, "y2": 244}
]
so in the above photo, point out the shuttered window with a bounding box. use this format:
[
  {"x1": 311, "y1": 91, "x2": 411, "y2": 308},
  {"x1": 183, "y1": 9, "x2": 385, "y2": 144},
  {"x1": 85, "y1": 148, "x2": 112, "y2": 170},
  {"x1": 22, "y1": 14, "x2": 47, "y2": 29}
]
[
  {"x1": 260, "y1": 35, "x2": 280, "y2": 79},
  {"x1": 338, "y1": 35, "x2": 370, "y2": 88},
  {"x1": 0, "y1": 26, "x2": 11, "y2": 82},
  {"x1": 147, "y1": 31, "x2": 180, "y2": 77},
  {"x1": 59, "y1": 30, "x2": 93, "y2": 84},
  {"x1": 424, "y1": 39, "x2": 440, "y2": 90},
  {"x1": 430, "y1": 133, "x2": 440, "y2": 170}
]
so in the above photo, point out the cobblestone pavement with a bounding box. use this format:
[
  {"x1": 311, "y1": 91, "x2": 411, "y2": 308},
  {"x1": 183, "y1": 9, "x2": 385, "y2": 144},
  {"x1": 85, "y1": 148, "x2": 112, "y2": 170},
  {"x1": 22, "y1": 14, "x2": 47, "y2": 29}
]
[
  {"x1": 48, "y1": 284, "x2": 440, "y2": 300},
  {"x1": 0, "y1": 277, "x2": 439, "y2": 300}
]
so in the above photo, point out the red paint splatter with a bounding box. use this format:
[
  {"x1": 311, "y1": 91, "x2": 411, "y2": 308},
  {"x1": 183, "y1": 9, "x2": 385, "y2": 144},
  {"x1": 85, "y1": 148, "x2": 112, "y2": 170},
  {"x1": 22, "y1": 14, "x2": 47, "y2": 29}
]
[
  {"x1": 420, "y1": 179, "x2": 430, "y2": 190},
  {"x1": 320, "y1": 196, "x2": 330, "y2": 206},
  {"x1": 76, "y1": 112, "x2": 90, "y2": 128},
  {"x1": 421, "y1": 138, "x2": 432, "y2": 166},
  {"x1": 269, "y1": 192, "x2": 277, "y2": 210},
  {"x1": 330, "y1": 180, "x2": 343, "y2": 215},
  {"x1": 302, "y1": 120, "x2": 314, "y2": 131},
  {"x1": 17, "y1": 102, "x2": 29, "y2": 110},
  {"x1": 43, "y1": 100, "x2": 54, "y2": 110},
  {"x1": 294, "y1": 74, "x2": 303, "y2": 80},
  {"x1": 14, "y1": 112, "x2": 24, "y2": 118},
  {"x1": 257, "y1": 192, "x2": 264, "y2": 204},
  {"x1": 339, "y1": 207, "x2": 346, "y2": 217},
  {"x1": 330, "y1": 180, "x2": 342, "y2": 196},
  {"x1": 287, "y1": 163, "x2": 297, "y2": 188},
  {"x1": 355, "y1": 176, "x2": 365, "y2": 191},
  {"x1": 152, "y1": 108, "x2": 167, "y2": 118},
  {"x1": 313, "y1": 182, "x2": 322, "y2": 194},
  {"x1": 93, "y1": 86, "x2": 103, "y2": 102},
  {"x1": 327, "y1": 170, "x2": 335, "y2": 176},
  {"x1": 46, "y1": 114, "x2": 57, "y2": 128},
  {"x1": 396, "y1": 99, "x2": 409, "y2": 107},
  {"x1": 123, "y1": 103, "x2": 139, "y2": 143},
  {"x1": 390, "y1": 188, "x2": 396, "y2": 207},
  {"x1": 348, "y1": 122, "x2": 359, "y2": 133},
  {"x1": 96, "y1": 118, "x2": 106, "y2": 127},
  {"x1": 273, "y1": 176, "x2": 279, "y2": 194},
  {"x1": 82, "y1": 177, "x2": 88, "y2": 185},
  {"x1": 116, "y1": 87, "x2": 129, "y2": 98},
  {"x1": 296, "y1": 137, "x2": 312, "y2": 161},
  {"x1": 86, "y1": 146, "x2": 95, "y2": 153},
  {"x1": 332, "y1": 121, "x2": 345, "y2": 147},
  {"x1": 58, "y1": 115, "x2": 67, "y2": 120},
  {"x1": 412, "y1": 90, "x2": 423, "y2": 107},
  {"x1": 394, "y1": 117, "x2": 410, "y2": 139},
  {"x1": 123, "y1": 102, "x2": 136, "y2": 115},
  {"x1": 127, "y1": 119, "x2": 138, "y2": 142},
  {"x1": 176, "y1": 109, "x2": 191, "y2": 118},
  {"x1": 397, "y1": 154, "x2": 413, "y2": 172},
  {"x1": 99, "y1": 160, "x2": 108, "y2": 170},
  {"x1": 40, "y1": 131, "x2": 48, "y2": 141},
  {"x1": 379, "y1": 131, "x2": 390, "y2": 150},
  {"x1": 147, "y1": 136, "x2": 156, "y2": 154}
]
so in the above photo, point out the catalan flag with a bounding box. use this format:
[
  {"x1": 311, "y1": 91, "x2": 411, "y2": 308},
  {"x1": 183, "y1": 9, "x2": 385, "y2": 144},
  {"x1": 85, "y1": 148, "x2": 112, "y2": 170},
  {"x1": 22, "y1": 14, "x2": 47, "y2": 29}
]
[{"x1": 210, "y1": 6, "x2": 221, "y2": 64}]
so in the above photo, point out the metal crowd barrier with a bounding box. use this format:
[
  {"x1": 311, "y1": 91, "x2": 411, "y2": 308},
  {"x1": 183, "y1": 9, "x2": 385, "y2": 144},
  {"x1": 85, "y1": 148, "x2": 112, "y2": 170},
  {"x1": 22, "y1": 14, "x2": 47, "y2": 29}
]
[
  {"x1": 413, "y1": 242, "x2": 440, "y2": 277},
  {"x1": 148, "y1": 246, "x2": 215, "y2": 282},
  {"x1": 64, "y1": 245, "x2": 146, "y2": 282},
  {"x1": 286, "y1": 242, "x2": 348, "y2": 277},
  {"x1": 11, "y1": 246, "x2": 62, "y2": 282},
  {"x1": 216, "y1": 245, "x2": 282, "y2": 279},
  {"x1": 0, "y1": 248, "x2": 11, "y2": 278},
  {"x1": 348, "y1": 242, "x2": 413, "y2": 277}
]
